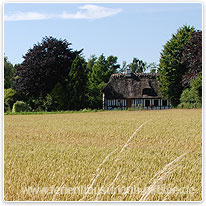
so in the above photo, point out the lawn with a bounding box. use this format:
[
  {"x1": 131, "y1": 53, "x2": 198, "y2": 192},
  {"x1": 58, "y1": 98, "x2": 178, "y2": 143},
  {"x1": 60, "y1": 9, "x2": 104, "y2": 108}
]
[{"x1": 4, "y1": 109, "x2": 202, "y2": 201}]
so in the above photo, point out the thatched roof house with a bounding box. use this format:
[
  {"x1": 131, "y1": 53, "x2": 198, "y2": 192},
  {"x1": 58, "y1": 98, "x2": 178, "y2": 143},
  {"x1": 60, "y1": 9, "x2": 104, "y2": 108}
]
[{"x1": 102, "y1": 69, "x2": 170, "y2": 110}]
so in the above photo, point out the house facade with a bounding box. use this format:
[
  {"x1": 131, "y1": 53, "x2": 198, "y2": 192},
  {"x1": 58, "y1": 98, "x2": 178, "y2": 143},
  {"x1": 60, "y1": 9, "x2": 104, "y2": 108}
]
[{"x1": 102, "y1": 69, "x2": 171, "y2": 110}]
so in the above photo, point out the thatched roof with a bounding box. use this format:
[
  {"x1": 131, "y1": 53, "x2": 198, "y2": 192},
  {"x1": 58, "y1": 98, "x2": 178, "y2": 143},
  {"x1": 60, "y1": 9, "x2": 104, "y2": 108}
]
[{"x1": 102, "y1": 73, "x2": 162, "y2": 99}]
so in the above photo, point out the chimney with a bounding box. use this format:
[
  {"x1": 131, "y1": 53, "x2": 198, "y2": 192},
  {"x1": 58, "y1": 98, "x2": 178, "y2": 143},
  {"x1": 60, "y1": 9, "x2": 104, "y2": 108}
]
[{"x1": 125, "y1": 68, "x2": 132, "y2": 77}]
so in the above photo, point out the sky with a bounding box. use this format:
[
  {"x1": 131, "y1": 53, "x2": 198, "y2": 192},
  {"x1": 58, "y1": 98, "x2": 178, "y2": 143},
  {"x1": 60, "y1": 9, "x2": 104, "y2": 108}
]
[{"x1": 4, "y1": 3, "x2": 202, "y2": 67}]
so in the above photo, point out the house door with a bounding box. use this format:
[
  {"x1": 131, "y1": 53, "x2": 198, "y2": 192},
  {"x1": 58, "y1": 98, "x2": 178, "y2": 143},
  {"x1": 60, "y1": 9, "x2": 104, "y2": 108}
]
[
  {"x1": 126, "y1": 98, "x2": 132, "y2": 108},
  {"x1": 145, "y1": 99, "x2": 150, "y2": 107},
  {"x1": 154, "y1": 99, "x2": 159, "y2": 107}
]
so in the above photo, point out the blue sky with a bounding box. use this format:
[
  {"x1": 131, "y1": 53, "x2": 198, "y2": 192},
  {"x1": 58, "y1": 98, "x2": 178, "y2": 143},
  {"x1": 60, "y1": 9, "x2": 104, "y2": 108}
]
[{"x1": 4, "y1": 3, "x2": 202, "y2": 67}]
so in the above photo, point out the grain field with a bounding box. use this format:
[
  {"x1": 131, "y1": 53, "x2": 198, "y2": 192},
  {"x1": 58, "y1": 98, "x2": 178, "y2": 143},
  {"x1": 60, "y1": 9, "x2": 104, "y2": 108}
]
[{"x1": 4, "y1": 109, "x2": 202, "y2": 201}]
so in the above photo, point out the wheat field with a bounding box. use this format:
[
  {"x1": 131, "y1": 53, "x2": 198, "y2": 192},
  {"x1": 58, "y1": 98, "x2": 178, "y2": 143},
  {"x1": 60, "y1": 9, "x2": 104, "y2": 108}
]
[{"x1": 4, "y1": 109, "x2": 202, "y2": 201}]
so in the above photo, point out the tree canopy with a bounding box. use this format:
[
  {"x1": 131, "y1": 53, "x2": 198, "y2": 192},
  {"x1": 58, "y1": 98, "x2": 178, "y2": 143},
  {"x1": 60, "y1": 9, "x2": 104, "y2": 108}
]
[
  {"x1": 87, "y1": 54, "x2": 120, "y2": 109},
  {"x1": 15, "y1": 36, "x2": 82, "y2": 98},
  {"x1": 4, "y1": 56, "x2": 15, "y2": 89},
  {"x1": 128, "y1": 58, "x2": 147, "y2": 73},
  {"x1": 67, "y1": 55, "x2": 88, "y2": 110},
  {"x1": 4, "y1": 25, "x2": 202, "y2": 112},
  {"x1": 180, "y1": 73, "x2": 202, "y2": 108},
  {"x1": 158, "y1": 25, "x2": 195, "y2": 106},
  {"x1": 181, "y1": 30, "x2": 202, "y2": 88}
]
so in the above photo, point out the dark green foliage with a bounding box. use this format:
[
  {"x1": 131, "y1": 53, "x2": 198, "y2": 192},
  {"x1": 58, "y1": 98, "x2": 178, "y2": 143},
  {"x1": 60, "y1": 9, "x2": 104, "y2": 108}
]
[
  {"x1": 150, "y1": 68, "x2": 157, "y2": 73},
  {"x1": 179, "y1": 73, "x2": 202, "y2": 108},
  {"x1": 86, "y1": 55, "x2": 97, "y2": 73},
  {"x1": 12, "y1": 101, "x2": 31, "y2": 112},
  {"x1": 128, "y1": 58, "x2": 147, "y2": 73},
  {"x1": 27, "y1": 95, "x2": 45, "y2": 112},
  {"x1": 49, "y1": 83, "x2": 68, "y2": 111},
  {"x1": 118, "y1": 60, "x2": 158, "y2": 74},
  {"x1": 106, "y1": 56, "x2": 120, "y2": 76},
  {"x1": 87, "y1": 55, "x2": 107, "y2": 109},
  {"x1": 148, "y1": 62, "x2": 158, "y2": 73},
  {"x1": 4, "y1": 88, "x2": 16, "y2": 112},
  {"x1": 15, "y1": 36, "x2": 82, "y2": 99},
  {"x1": 158, "y1": 25, "x2": 195, "y2": 106},
  {"x1": 118, "y1": 61, "x2": 128, "y2": 74},
  {"x1": 6, "y1": 27, "x2": 201, "y2": 112},
  {"x1": 182, "y1": 30, "x2": 202, "y2": 88},
  {"x1": 42, "y1": 94, "x2": 53, "y2": 112},
  {"x1": 68, "y1": 55, "x2": 88, "y2": 110},
  {"x1": 191, "y1": 73, "x2": 202, "y2": 101},
  {"x1": 4, "y1": 57, "x2": 15, "y2": 89},
  {"x1": 5, "y1": 109, "x2": 105, "y2": 115},
  {"x1": 87, "y1": 54, "x2": 120, "y2": 109}
]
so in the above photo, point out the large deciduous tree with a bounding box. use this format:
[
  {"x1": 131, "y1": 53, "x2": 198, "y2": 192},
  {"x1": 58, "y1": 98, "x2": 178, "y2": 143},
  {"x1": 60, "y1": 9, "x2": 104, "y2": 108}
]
[
  {"x1": 180, "y1": 73, "x2": 202, "y2": 108},
  {"x1": 4, "y1": 56, "x2": 15, "y2": 89},
  {"x1": 15, "y1": 36, "x2": 82, "y2": 99},
  {"x1": 118, "y1": 61, "x2": 128, "y2": 74},
  {"x1": 86, "y1": 55, "x2": 97, "y2": 73},
  {"x1": 67, "y1": 55, "x2": 88, "y2": 110},
  {"x1": 158, "y1": 25, "x2": 195, "y2": 106},
  {"x1": 87, "y1": 54, "x2": 120, "y2": 109},
  {"x1": 128, "y1": 58, "x2": 147, "y2": 73},
  {"x1": 181, "y1": 30, "x2": 202, "y2": 88}
]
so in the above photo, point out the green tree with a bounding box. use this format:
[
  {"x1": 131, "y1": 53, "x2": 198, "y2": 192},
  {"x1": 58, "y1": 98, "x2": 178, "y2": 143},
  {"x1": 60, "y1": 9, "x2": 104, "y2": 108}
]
[
  {"x1": 158, "y1": 25, "x2": 195, "y2": 106},
  {"x1": 180, "y1": 73, "x2": 202, "y2": 108},
  {"x1": 42, "y1": 94, "x2": 53, "y2": 112},
  {"x1": 12, "y1": 101, "x2": 31, "y2": 112},
  {"x1": 191, "y1": 73, "x2": 202, "y2": 102},
  {"x1": 15, "y1": 36, "x2": 82, "y2": 99},
  {"x1": 4, "y1": 88, "x2": 16, "y2": 112},
  {"x1": 118, "y1": 61, "x2": 128, "y2": 74},
  {"x1": 148, "y1": 62, "x2": 158, "y2": 73},
  {"x1": 68, "y1": 55, "x2": 88, "y2": 110},
  {"x1": 182, "y1": 30, "x2": 202, "y2": 88},
  {"x1": 4, "y1": 56, "x2": 15, "y2": 89},
  {"x1": 87, "y1": 55, "x2": 97, "y2": 73},
  {"x1": 50, "y1": 83, "x2": 68, "y2": 111},
  {"x1": 128, "y1": 58, "x2": 147, "y2": 73},
  {"x1": 106, "y1": 55, "x2": 120, "y2": 77},
  {"x1": 87, "y1": 54, "x2": 120, "y2": 109}
]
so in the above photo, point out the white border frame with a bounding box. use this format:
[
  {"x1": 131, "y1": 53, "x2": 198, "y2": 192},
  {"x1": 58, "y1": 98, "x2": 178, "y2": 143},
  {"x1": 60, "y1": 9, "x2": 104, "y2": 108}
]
[{"x1": 1, "y1": 1, "x2": 205, "y2": 205}]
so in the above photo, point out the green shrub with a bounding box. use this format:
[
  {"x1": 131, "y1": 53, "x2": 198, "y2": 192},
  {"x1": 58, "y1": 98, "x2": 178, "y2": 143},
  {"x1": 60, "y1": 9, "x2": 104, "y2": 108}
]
[
  {"x1": 177, "y1": 103, "x2": 192, "y2": 109},
  {"x1": 137, "y1": 104, "x2": 143, "y2": 110},
  {"x1": 35, "y1": 106, "x2": 44, "y2": 112},
  {"x1": 50, "y1": 83, "x2": 68, "y2": 111},
  {"x1": 4, "y1": 88, "x2": 16, "y2": 112},
  {"x1": 128, "y1": 105, "x2": 143, "y2": 111},
  {"x1": 82, "y1": 108, "x2": 92, "y2": 112},
  {"x1": 177, "y1": 102, "x2": 202, "y2": 109},
  {"x1": 12, "y1": 101, "x2": 31, "y2": 112},
  {"x1": 128, "y1": 107, "x2": 137, "y2": 111},
  {"x1": 43, "y1": 94, "x2": 53, "y2": 112},
  {"x1": 193, "y1": 102, "x2": 202, "y2": 108},
  {"x1": 179, "y1": 73, "x2": 202, "y2": 109}
]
